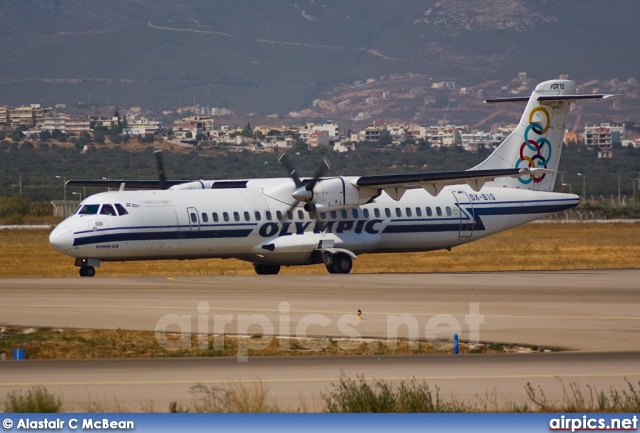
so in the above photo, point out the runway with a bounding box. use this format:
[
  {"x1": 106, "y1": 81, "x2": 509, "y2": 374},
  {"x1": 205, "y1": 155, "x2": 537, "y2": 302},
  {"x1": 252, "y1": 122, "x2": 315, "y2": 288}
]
[{"x1": 1, "y1": 269, "x2": 639, "y2": 410}]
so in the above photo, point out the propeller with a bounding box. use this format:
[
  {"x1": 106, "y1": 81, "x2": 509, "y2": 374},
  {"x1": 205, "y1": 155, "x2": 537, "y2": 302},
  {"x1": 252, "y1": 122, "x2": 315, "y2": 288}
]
[
  {"x1": 278, "y1": 152, "x2": 331, "y2": 231},
  {"x1": 154, "y1": 149, "x2": 168, "y2": 190}
]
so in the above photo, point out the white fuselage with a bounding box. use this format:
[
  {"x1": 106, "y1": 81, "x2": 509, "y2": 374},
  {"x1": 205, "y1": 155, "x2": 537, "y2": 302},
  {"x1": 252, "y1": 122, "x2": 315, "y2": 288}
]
[{"x1": 50, "y1": 179, "x2": 579, "y2": 267}]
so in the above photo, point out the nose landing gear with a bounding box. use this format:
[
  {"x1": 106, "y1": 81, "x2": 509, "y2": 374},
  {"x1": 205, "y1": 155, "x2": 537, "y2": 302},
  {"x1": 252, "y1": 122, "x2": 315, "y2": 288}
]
[
  {"x1": 79, "y1": 266, "x2": 96, "y2": 277},
  {"x1": 75, "y1": 258, "x2": 101, "y2": 277}
]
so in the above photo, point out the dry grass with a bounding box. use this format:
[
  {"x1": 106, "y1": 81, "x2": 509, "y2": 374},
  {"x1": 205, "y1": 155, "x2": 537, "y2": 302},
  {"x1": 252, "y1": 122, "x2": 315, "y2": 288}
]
[
  {"x1": 0, "y1": 327, "x2": 517, "y2": 360},
  {"x1": 1, "y1": 223, "x2": 638, "y2": 278}
]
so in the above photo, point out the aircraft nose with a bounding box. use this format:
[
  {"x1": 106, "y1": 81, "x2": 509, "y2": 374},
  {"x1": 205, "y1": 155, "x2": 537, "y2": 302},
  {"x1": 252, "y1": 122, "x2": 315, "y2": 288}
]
[{"x1": 49, "y1": 224, "x2": 74, "y2": 253}]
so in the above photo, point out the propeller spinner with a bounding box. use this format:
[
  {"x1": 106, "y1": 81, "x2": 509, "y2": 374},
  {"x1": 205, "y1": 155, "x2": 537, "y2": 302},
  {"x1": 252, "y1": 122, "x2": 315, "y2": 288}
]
[{"x1": 277, "y1": 153, "x2": 331, "y2": 229}]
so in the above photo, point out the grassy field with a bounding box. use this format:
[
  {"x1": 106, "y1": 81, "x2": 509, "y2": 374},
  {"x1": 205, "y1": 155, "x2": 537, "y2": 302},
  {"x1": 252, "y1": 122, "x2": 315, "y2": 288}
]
[
  {"x1": 0, "y1": 326, "x2": 525, "y2": 360},
  {"x1": 1, "y1": 223, "x2": 639, "y2": 278}
]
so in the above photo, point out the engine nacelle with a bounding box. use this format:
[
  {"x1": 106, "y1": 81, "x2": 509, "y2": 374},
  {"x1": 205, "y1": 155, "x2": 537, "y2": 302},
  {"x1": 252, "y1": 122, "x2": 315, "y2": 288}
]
[{"x1": 312, "y1": 177, "x2": 379, "y2": 212}]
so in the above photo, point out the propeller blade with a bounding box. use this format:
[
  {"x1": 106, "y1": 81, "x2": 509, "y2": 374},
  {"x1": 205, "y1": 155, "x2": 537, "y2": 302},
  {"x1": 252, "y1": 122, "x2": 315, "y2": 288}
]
[
  {"x1": 154, "y1": 149, "x2": 168, "y2": 190},
  {"x1": 277, "y1": 152, "x2": 302, "y2": 188},
  {"x1": 305, "y1": 156, "x2": 331, "y2": 192}
]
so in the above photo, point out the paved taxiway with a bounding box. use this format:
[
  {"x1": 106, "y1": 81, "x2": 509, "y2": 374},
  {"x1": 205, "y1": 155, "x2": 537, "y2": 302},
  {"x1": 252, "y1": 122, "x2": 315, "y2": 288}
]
[
  {"x1": 2, "y1": 352, "x2": 640, "y2": 411},
  {"x1": 1, "y1": 269, "x2": 639, "y2": 410}
]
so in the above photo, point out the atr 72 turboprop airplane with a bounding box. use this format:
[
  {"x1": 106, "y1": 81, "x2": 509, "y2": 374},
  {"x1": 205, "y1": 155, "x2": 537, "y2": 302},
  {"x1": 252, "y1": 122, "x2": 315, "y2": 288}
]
[{"x1": 50, "y1": 80, "x2": 613, "y2": 277}]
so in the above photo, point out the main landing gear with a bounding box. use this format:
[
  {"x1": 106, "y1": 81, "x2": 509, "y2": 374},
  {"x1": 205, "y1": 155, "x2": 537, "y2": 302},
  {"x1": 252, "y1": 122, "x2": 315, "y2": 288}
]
[
  {"x1": 324, "y1": 252, "x2": 353, "y2": 274},
  {"x1": 254, "y1": 264, "x2": 281, "y2": 275}
]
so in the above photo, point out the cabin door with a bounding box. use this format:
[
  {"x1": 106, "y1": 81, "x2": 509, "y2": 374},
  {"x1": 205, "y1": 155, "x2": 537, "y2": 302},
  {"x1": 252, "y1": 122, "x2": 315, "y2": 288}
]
[{"x1": 452, "y1": 191, "x2": 474, "y2": 238}]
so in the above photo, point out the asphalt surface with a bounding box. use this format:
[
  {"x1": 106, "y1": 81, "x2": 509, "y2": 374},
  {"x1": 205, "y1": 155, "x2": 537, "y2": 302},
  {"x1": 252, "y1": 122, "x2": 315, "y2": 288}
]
[{"x1": 1, "y1": 270, "x2": 639, "y2": 410}]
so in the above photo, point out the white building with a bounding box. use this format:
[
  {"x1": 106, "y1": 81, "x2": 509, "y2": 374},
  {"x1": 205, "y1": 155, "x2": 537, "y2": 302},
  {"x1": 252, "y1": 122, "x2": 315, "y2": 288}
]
[{"x1": 583, "y1": 123, "x2": 625, "y2": 149}]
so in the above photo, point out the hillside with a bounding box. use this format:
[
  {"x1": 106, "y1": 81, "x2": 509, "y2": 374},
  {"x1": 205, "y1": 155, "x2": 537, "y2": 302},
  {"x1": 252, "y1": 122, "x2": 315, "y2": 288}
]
[{"x1": 0, "y1": 1, "x2": 638, "y2": 115}]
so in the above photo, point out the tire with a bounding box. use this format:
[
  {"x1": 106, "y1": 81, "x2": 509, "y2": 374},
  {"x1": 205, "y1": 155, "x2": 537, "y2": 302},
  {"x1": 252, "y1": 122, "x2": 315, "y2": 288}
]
[
  {"x1": 263, "y1": 265, "x2": 281, "y2": 275},
  {"x1": 80, "y1": 266, "x2": 95, "y2": 277},
  {"x1": 332, "y1": 253, "x2": 352, "y2": 274},
  {"x1": 254, "y1": 264, "x2": 281, "y2": 275}
]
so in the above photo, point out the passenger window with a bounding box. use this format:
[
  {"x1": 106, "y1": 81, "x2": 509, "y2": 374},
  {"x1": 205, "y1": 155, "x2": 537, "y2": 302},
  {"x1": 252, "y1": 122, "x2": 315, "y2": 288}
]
[
  {"x1": 276, "y1": 211, "x2": 283, "y2": 220},
  {"x1": 244, "y1": 211, "x2": 250, "y2": 222},
  {"x1": 114, "y1": 204, "x2": 128, "y2": 216},
  {"x1": 266, "y1": 211, "x2": 272, "y2": 221},
  {"x1": 341, "y1": 209, "x2": 348, "y2": 219},
  {"x1": 320, "y1": 212, "x2": 327, "y2": 220},
  {"x1": 374, "y1": 208, "x2": 381, "y2": 218},
  {"x1": 298, "y1": 210, "x2": 305, "y2": 220},
  {"x1": 202, "y1": 213, "x2": 209, "y2": 223},
  {"x1": 426, "y1": 207, "x2": 432, "y2": 217},
  {"x1": 436, "y1": 207, "x2": 442, "y2": 216},
  {"x1": 223, "y1": 212, "x2": 230, "y2": 222},
  {"x1": 385, "y1": 208, "x2": 391, "y2": 218},
  {"x1": 286, "y1": 210, "x2": 293, "y2": 220},
  {"x1": 100, "y1": 204, "x2": 116, "y2": 216},
  {"x1": 233, "y1": 212, "x2": 240, "y2": 222},
  {"x1": 415, "y1": 207, "x2": 422, "y2": 217},
  {"x1": 190, "y1": 212, "x2": 197, "y2": 223},
  {"x1": 405, "y1": 207, "x2": 412, "y2": 217},
  {"x1": 330, "y1": 211, "x2": 337, "y2": 219},
  {"x1": 363, "y1": 209, "x2": 370, "y2": 219},
  {"x1": 446, "y1": 207, "x2": 452, "y2": 216},
  {"x1": 255, "y1": 211, "x2": 262, "y2": 222},
  {"x1": 395, "y1": 208, "x2": 402, "y2": 217},
  {"x1": 352, "y1": 209, "x2": 359, "y2": 218},
  {"x1": 213, "y1": 212, "x2": 219, "y2": 222},
  {"x1": 310, "y1": 212, "x2": 316, "y2": 219}
]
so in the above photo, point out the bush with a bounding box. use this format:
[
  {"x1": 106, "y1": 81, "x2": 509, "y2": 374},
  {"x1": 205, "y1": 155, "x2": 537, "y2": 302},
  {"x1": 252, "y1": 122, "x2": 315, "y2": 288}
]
[
  {"x1": 0, "y1": 196, "x2": 31, "y2": 218},
  {"x1": 29, "y1": 201, "x2": 53, "y2": 217},
  {"x1": 322, "y1": 374, "x2": 465, "y2": 413},
  {"x1": 3, "y1": 386, "x2": 63, "y2": 413},
  {"x1": 187, "y1": 381, "x2": 278, "y2": 413}
]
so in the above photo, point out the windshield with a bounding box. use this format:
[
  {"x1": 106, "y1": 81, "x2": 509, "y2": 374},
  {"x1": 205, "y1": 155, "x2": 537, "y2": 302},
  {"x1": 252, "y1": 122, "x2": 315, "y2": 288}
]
[{"x1": 78, "y1": 204, "x2": 100, "y2": 215}]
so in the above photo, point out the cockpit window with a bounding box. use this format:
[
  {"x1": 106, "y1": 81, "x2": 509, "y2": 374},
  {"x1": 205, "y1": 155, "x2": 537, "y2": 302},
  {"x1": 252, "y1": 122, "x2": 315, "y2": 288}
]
[
  {"x1": 78, "y1": 204, "x2": 100, "y2": 215},
  {"x1": 115, "y1": 203, "x2": 128, "y2": 216},
  {"x1": 100, "y1": 204, "x2": 116, "y2": 216}
]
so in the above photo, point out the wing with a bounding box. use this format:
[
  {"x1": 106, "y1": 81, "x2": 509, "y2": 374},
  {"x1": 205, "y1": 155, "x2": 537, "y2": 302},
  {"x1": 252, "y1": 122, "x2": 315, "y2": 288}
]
[
  {"x1": 65, "y1": 179, "x2": 192, "y2": 190},
  {"x1": 354, "y1": 167, "x2": 550, "y2": 200}
]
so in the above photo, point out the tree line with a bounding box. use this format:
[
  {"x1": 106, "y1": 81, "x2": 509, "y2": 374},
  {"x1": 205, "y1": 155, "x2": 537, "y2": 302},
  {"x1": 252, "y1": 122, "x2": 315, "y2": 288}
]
[{"x1": 0, "y1": 139, "x2": 639, "y2": 203}]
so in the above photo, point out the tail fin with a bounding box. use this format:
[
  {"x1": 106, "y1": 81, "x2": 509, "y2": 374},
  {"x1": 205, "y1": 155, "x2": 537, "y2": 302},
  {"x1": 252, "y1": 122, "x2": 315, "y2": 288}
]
[{"x1": 471, "y1": 80, "x2": 576, "y2": 192}]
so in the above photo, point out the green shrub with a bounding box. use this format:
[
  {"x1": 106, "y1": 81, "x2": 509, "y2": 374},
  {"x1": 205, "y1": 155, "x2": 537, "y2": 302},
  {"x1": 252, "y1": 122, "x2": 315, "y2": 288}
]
[
  {"x1": 3, "y1": 386, "x2": 63, "y2": 413},
  {"x1": 322, "y1": 374, "x2": 465, "y2": 413}
]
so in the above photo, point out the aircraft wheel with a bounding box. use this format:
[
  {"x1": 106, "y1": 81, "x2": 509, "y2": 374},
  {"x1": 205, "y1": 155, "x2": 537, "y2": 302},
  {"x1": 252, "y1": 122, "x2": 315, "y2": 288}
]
[
  {"x1": 331, "y1": 253, "x2": 352, "y2": 274},
  {"x1": 325, "y1": 264, "x2": 337, "y2": 274},
  {"x1": 79, "y1": 266, "x2": 95, "y2": 277},
  {"x1": 254, "y1": 264, "x2": 280, "y2": 275},
  {"x1": 263, "y1": 265, "x2": 281, "y2": 275}
]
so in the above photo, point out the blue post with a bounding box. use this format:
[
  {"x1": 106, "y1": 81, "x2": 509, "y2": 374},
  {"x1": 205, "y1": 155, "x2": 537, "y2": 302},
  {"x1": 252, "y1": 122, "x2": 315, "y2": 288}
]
[
  {"x1": 13, "y1": 349, "x2": 24, "y2": 360},
  {"x1": 453, "y1": 334, "x2": 459, "y2": 355}
]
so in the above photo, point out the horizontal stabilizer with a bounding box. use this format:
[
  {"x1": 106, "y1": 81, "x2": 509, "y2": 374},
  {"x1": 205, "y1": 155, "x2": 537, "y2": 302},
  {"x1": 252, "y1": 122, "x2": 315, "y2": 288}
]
[{"x1": 485, "y1": 94, "x2": 617, "y2": 103}]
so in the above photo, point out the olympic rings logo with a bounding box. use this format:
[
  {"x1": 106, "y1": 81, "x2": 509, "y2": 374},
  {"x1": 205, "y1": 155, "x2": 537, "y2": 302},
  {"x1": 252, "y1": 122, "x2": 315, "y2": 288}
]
[{"x1": 515, "y1": 106, "x2": 551, "y2": 184}]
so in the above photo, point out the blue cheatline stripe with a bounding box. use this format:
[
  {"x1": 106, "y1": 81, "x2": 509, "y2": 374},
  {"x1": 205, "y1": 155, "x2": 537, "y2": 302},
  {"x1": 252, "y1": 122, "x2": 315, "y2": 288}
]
[
  {"x1": 74, "y1": 223, "x2": 256, "y2": 236},
  {"x1": 72, "y1": 229, "x2": 254, "y2": 246},
  {"x1": 383, "y1": 223, "x2": 461, "y2": 234},
  {"x1": 383, "y1": 202, "x2": 577, "y2": 234}
]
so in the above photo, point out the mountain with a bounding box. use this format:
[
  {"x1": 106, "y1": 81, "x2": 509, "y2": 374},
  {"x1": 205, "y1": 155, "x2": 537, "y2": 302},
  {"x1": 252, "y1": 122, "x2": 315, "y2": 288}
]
[{"x1": 0, "y1": 0, "x2": 638, "y2": 115}]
